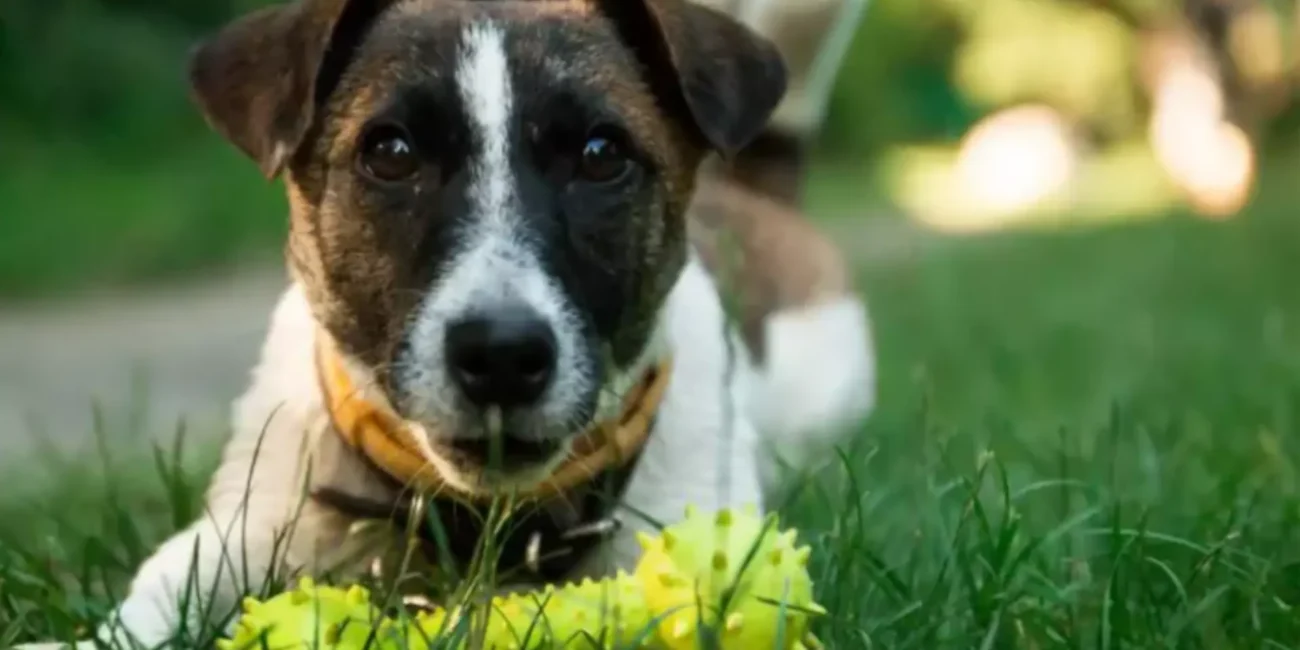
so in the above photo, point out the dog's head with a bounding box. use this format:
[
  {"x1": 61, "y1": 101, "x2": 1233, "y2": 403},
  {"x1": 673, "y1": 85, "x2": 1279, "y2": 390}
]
[{"x1": 190, "y1": 0, "x2": 785, "y2": 490}]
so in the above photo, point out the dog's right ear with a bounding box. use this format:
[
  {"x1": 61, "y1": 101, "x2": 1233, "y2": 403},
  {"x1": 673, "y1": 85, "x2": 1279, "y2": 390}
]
[
  {"x1": 599, "y1": 0, "x2": 787, "y2": 159},
  {"x1": 188, "y1": 0, "x2": 390, "y2": 178}
]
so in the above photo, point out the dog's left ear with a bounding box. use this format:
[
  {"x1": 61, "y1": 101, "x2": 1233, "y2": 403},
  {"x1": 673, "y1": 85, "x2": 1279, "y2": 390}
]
[
  {"x1": 188, "y1": 0, "x2": 393, "y2": 178},
  {"x1": 603, "y1": 0, "x2": 788, "y2": 157}
]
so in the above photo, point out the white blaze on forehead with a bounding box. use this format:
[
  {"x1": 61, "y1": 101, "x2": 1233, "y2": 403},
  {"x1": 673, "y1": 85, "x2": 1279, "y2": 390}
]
[
  {"x1": 458, "y1": 22, "x2": 513, "y2": 223},
  {"x1": 395, "y1": 21, "x2": 593, "y2": 437}
]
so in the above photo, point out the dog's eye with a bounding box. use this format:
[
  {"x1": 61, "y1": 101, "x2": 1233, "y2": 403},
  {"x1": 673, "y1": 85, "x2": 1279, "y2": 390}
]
[
  {"x1": 578, "y1": 131, "x2": 632, "y2": 184},
  {"x1": 359, "y1": 126, "x2": 419, "y2": 182}
]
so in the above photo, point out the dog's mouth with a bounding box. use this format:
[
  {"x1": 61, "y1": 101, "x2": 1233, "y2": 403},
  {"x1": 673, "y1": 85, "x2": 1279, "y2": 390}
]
[{"x1": 437, "y1": 437, "x2": 565, "y2": 475}]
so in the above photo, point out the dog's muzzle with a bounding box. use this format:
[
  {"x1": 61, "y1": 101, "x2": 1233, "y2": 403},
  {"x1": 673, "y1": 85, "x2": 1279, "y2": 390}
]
[
  {"x1": 444, "y1": 305, "x2": 558, "y2": 409},
  {"x1": 315, "y1": 332, "x2": 671, "y2": 502}
]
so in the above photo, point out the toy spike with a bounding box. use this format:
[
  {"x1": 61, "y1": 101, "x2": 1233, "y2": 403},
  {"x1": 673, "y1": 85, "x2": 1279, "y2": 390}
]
[
  {"x1": 725, "y1": 613, "x2": 745, "y2": 633},
  {"x1": 795, "y1": 547, "x2": 812, "y2": 566},
  {"x1": 345, "y1": 585, "x2": 368, "y2": 605},
  {"x1": 671, "y1": 619, "x2": 691, "y2": 641},
  {"x1": 712, "y1": 551, "x2": 729, "y2": 571},
  {"x1": 716, "y1": 509, "x2": 734, "y2": 527},
  {"x1": 662, "y1": 529, "x2": 678, "y2": 550},
  {"x1": 324, "y1": 622, "x2": 342, "y2": 645},
  {"x1": 636, "y1": 531, "x2": 657, "y2": 551},
  {"x1": 658, "y1": 571, "x2": 685, "y2": 588}
]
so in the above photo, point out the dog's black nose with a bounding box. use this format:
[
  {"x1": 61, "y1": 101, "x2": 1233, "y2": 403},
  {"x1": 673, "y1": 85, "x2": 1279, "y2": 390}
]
[{"x1": 445, "y1": 307, "x2": 557, "y2": 407}]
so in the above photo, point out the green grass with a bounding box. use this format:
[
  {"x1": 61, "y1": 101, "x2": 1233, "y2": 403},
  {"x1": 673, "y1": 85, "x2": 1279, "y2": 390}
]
[
  {"x1": 5, "y1": 167, "x2": 1300, "y2": 648},
  {"x1": 0, "y1": 128, "x2": 285, "y2": 300}
]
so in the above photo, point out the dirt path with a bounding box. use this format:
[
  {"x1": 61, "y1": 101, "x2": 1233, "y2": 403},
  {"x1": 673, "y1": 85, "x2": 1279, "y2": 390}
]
[{"x1": 0, "y1": 269, "x2": 289, "y2": 460}]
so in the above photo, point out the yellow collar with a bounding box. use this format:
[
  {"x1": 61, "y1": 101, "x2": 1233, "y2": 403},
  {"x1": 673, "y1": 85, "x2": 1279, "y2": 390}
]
[{"x1": 316, "y1": 337, "x2": 671, "y2": 503}]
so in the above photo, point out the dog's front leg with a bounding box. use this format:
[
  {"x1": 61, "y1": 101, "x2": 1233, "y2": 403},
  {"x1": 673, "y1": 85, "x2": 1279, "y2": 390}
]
[
  {"x1": 20, "y1": 494, "x2": 361, "y2": 650},
  {"x1": 95, "y1": 502, "x2": 294, "y2": 648},
  {"x1": 16, "y1": 497, "x2": 310, "y2": 650},
  {"x1": 92, "y1": 443, "x2": 349, "y2": 648},
  {"x1": 86, "y1": 434, "x2": 378, "y2": 650},
  {"x1": 9, "y1": 516, "x2": 248, "y2": 650},
  {"x1": 25, "y1": 412, "x2": 377, "y2": 644}
]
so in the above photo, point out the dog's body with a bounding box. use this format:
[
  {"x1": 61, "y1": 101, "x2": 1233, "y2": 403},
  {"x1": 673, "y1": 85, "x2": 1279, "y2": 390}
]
[
  {"x1": 23, "y1": 1, "x2": 873, "y2": 647},
  {"x1": 95, "y1": 255, "x2": 868, "y2": 649}
]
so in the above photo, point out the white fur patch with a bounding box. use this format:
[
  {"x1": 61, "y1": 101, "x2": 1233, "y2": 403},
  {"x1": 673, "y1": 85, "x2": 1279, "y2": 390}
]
[
  {"x1": 750, "y1": 296, "x2": 876, "y2": 481},
  {"x1": 458, "y1": 23, "x2": 512, "y2": 228},
  {"x1": 395, "y1": 22, "x2": 590, "y2": 439}
]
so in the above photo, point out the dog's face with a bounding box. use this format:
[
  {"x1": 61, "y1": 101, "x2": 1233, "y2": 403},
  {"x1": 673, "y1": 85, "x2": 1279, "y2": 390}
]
[{"x1": 190, "y1": 0, "x2": 784, "y2": 490}]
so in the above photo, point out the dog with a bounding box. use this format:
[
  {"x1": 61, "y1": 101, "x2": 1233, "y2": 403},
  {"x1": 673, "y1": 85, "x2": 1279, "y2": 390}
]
[{"x1": 21, "y1": 0, "x2": 874, "y2": 647}]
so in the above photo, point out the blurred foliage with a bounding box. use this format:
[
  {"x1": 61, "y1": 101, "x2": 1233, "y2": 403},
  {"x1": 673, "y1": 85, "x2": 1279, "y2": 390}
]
[
  {"x1": 0, "y1": 0, "x2": 247, "y2": 155},
  {"x1": 4, "y1": 0, "x2": 1299, "y2": 163},
  {"x1": 948, "y1": 0, "x2": 1140, "y2": 136},
  {"x1": 2, "y1": 0, "x2": 1300, "y2": 295},
  {"x1": 824, "y1": 0, "x2": 1300, "y2": 155},
  {"x1": 822, "y1": 0, "x2": 978, "y2": 157},
  {"x1": 0, "y1": 0, "x2": 286, "y2": 297}
]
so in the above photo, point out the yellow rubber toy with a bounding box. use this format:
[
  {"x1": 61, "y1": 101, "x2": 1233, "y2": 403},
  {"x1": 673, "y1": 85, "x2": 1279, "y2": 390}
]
[
  {"x1": 216, "y1": 578, "x2": 401, "y2": 650},
  {"x1": 413, "y1": 571, "x2": 653, "y2": 649},
  {"x1": 636, "y1": 506, "x2": 824, "y2": 650},
  {"x1": 220, "y1": 507, "x2": 825, "y2": 649}
]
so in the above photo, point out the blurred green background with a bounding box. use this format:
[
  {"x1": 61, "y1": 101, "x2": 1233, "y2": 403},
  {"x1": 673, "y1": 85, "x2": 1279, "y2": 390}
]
[{"x1": 3, "y1": 0, "x2": 1300, "y2": 298}]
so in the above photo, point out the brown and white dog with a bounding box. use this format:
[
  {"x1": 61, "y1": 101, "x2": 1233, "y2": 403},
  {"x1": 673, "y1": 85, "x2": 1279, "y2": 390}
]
[{"x1": 24, "y1": 0, "x2": 874, "y2": 647}]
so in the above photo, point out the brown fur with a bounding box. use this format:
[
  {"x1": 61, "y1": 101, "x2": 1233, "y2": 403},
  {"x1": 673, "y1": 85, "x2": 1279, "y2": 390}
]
[
  {"x1": 188, "y1": 0, "x2": 787, "y2": 412},
  {"x1": 703, "y1": 128, "x2": 807, "y2": 207},
  {"x1": 689, "y1": 177, "x2": 852, "y2": 361}
]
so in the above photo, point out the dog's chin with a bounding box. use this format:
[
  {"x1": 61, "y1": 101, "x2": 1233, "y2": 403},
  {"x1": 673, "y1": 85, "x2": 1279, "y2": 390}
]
[
  {"x1": 423, "y1": 441, "x2": 571, "y2": 497},
  {"x1": 393, "y1": 386, "x2": 601, "y2": 496}
]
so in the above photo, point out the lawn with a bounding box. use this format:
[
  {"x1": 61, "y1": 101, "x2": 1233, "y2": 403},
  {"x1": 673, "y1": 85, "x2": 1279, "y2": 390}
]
[{"x1": 4, "y1": 164, "x2": 1300, "y2": 648}]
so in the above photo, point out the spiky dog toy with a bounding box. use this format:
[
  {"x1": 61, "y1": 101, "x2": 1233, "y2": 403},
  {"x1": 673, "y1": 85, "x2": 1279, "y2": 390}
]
[
  {"x1": 217, "y1": 578, "x2": 406, "y2": 650},
  {"x1": 636, "y1": 506, "x2": 823, "y2": 650},
  {"x1": 220, "y1": 507, "x2": 825, "y2": 649}
]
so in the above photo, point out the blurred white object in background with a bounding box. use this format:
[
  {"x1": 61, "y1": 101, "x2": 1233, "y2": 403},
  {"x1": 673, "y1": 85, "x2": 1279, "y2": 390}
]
[
  {"x1": 1145, "y1": 28, "x2": 1256, "y2": 218},
  {"x1": 954, "y1": 105, "x2": 1079, "y2": 217}
]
